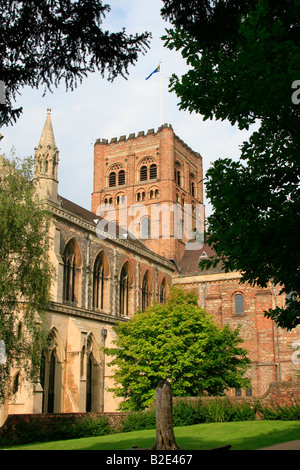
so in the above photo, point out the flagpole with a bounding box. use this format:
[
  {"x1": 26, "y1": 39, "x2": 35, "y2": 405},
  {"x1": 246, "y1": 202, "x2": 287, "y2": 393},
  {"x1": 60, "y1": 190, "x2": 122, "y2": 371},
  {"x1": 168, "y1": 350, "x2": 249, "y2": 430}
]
[{"x1": 159, "y1": 62, "x2": 163, "y2": 125}]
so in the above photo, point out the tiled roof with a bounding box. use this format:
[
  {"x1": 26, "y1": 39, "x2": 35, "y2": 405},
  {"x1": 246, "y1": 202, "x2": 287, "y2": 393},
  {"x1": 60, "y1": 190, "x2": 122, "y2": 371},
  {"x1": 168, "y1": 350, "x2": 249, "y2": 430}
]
[{"x1": 179, "y1": 241, "x2": 224, "y2": 276}]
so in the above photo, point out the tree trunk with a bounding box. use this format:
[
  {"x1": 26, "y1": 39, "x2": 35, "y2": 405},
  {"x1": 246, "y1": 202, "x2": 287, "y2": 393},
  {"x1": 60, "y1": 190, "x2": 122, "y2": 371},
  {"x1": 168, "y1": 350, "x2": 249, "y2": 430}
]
[{"x1": 151, "y1": 380, "x2": 180, "y2": 450}]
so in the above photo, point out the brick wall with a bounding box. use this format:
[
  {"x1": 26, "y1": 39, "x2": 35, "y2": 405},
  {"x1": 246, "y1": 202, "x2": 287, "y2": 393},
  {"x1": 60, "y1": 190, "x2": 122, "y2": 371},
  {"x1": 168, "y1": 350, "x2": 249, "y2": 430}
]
[
  {"x1": 1, "y1": 381, "x2": 299, "y2": 447},
  {"x1": 0, "y1": 411, "x2": 128, "y2": 446}
]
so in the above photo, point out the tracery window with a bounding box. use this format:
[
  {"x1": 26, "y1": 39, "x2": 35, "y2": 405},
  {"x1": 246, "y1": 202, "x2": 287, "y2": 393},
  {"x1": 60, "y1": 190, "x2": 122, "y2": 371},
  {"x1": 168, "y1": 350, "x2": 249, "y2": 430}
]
[
  {"x1": 108, "y1": 164, "x2": 126, "y2": 187},
  {"x1": 142, "y1": 271, "x2": 151, "y2": 311},
  {"x1": 63, "y1": 239, "x2": 82, "y2": 303},
  {"x1": 160, "y1": 279, "x2": 166, "y2": 304},
  {"x1": 93, "y1": 254, "x2": 104, "y2": 309},
  {"x1": 138, "y1": 158, "x2": 157, "y2": 182},
  {"x1": 119, "y1": 265, "x2": 129, "y2": 317}
]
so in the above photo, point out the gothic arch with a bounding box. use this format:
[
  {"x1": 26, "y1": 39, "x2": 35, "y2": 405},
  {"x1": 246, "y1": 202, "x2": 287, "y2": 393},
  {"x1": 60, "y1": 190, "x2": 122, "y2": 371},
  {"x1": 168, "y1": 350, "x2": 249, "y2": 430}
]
[
  {"x1": 41, "y1": 327, "x2": 65, "y2": 413},
  {"x1": 86, "y1": 332, "x2": 102, "y2": 412},
  {"x1": 118, "y1": 260, "x2": 135, "y2": 317},
  {"x1": 141, "y1": 269, "x2": 153, "y2": 311},
  {"x1": 159, "y1": 277, "x2": 167, "y2": 304},
  {"x1": 92, "y1": 250, "x2": 110, "y2": 311},
  {"x1": 62, "y1": 238, "x2": 82, "y2": 305}
]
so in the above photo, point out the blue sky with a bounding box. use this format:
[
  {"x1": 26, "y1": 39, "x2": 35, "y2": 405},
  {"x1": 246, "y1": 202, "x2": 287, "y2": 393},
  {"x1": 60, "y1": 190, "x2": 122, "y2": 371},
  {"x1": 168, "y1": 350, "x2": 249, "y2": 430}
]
[{"x1": 0, "y1": 0, "x2": 256, "y2": 217}]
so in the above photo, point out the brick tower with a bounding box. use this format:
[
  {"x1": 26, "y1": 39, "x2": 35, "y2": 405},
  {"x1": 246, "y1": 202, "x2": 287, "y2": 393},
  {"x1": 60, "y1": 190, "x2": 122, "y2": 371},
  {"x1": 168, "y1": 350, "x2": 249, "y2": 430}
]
[{"x1": 92, "y1": 124, "x2": 204, "y2": 264}]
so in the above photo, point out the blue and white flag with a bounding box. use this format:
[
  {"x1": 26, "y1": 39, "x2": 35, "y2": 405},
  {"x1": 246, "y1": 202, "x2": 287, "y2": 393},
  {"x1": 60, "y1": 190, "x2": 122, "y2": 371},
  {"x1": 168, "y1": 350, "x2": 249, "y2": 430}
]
[{"x1": 145, "y1": 64, "x2": 160, "y2": 80}]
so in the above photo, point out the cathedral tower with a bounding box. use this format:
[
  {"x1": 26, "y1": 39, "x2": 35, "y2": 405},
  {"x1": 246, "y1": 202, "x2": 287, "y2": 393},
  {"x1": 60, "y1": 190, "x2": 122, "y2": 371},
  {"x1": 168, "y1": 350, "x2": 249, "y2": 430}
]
[
  {"x1": 92, "y1": 124, "x2": 204, "y2": 264},
  {"x1": 34, "y1": 108, "x2": 59, "y2": 203}
]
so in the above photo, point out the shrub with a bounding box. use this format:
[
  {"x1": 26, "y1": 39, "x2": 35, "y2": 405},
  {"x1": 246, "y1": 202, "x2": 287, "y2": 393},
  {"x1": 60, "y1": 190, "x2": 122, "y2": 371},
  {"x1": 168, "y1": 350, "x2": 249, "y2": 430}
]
[
  {"x1": 71, "y1": 414, "x2": 112, "y2": 438},
  {"x1": 173, "y1": 398, "x2": 258, "y2": 425},
  {"x1": 120, "y1": 409, "x2": 156, "y2": 433},
  {"x1": 260, "y1": 401, "x2": 300, "y2": 421},
  {"x1": 0, "y1": 414, "x2": 113, "y2": 447}
]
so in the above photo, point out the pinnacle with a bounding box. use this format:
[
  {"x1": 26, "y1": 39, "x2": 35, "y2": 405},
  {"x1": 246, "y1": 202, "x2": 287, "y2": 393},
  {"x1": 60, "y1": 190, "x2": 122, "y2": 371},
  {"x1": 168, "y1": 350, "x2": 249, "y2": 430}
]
[{"x1": 38, "y1": 108, "x2": 57, "y2": 150}]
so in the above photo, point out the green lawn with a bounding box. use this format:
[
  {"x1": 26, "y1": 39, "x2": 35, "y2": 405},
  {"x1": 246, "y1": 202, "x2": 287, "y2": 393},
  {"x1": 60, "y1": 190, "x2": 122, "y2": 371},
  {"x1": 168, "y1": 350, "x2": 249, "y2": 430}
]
[{"x1": 3, "y1": 420, "x2": 300, "y2": 450}]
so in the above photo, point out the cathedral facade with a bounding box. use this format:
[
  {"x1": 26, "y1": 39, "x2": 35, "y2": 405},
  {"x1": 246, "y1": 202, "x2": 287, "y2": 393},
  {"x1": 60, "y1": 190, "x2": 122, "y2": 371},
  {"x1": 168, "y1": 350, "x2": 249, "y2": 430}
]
[{"x1": 0, "y1": 110, "x2": 299, "y2": 425}]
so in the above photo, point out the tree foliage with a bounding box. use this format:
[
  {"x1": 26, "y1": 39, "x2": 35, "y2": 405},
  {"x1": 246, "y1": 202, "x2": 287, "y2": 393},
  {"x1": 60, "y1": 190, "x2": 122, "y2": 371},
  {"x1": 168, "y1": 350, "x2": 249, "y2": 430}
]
[
  {"x1": 105, "y1": 287, "x2": 250, "y2": 411},
  {"x1": 0, "y1": 0, "x2": 151, "y2": 126},
  {"x1": 0, "y1": 154, "x2": 54, "y2": 403},
  {"x1": 161, "y1": 0, "x2": 300, "y2": 329}
]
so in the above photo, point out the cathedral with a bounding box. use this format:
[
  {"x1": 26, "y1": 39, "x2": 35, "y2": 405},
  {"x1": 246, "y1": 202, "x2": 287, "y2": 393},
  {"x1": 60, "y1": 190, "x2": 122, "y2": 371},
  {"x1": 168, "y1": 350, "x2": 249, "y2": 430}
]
[{"x1": 0, "y1": 109, "x2": 299, "y2": 425}]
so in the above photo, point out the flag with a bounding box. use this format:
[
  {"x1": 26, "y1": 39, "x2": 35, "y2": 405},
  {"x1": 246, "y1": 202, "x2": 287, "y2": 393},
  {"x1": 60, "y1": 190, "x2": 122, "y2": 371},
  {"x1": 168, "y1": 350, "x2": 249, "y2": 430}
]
[{"x1": 145, "y1": 64, "x2": 160, "y2": 80}]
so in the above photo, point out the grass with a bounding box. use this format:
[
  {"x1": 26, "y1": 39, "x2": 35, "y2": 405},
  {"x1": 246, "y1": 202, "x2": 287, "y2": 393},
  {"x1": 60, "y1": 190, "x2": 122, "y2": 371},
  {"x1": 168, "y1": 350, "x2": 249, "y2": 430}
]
[{"x1": 3, "y1": 420, "x2": 300, "y2": 450}]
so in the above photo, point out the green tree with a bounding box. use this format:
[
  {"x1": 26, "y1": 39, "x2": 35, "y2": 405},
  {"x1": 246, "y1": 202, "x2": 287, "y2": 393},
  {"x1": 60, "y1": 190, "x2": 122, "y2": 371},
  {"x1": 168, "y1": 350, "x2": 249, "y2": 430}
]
[
  {"x1": 161, "y1": 0, "x2": 300, "y2": 329},
  {"x1": 0, "y1": 154, "x2": 54, "y2": 404},
  {"x1": 105, "y1": 287, "x2": 250, "y2": 411},
  {"x1": 0, "y1": 0, "x2": 151, "y2": 126}
]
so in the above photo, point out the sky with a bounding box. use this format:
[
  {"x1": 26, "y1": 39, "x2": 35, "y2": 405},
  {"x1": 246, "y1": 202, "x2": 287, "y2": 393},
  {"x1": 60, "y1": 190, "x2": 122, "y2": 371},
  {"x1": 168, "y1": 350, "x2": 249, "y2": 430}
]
[{"x1": 0, "y1": 0, "x2": 256, "y2": 218}]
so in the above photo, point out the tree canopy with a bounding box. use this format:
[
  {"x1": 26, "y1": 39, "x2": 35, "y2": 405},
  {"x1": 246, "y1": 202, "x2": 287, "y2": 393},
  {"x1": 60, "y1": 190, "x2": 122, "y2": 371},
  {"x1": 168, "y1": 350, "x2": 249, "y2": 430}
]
[
  {"x1": 105, "y1": 287, "x2": 251, "y2": 411},
  {"x1": 161, "y1": 0, "x2": 300, "y2": 329},
  {"x1": 0, "y1": 0, "x2": 151, "y2": 126},
  {"x1": 0, "y1": 154, "x2": 54, "y2": 403}
]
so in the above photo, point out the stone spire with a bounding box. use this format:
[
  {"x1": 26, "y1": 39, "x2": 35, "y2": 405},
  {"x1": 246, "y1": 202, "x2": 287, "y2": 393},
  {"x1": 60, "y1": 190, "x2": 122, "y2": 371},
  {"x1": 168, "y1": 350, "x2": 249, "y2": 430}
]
[
  {"x1": 38, "y1": 107, "x2": 57, "y2": 150},
  {"x1": 34, "y1": 108, "x2": 59, "y2": 203}
]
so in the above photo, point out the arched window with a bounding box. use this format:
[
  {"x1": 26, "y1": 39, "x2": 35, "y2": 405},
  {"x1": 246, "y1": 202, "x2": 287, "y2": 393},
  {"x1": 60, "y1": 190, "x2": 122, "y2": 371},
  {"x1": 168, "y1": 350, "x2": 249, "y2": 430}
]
[
  {"x1": 150, "y1": 164, "x2": 157, "y2": 179},
  {"x1": 234, "y1": 294, "x2": 244, "y2": 314},
  {"x1": 190, "y1": 173, "x2": 196, "y2": 196},
  {"x1": 63, "y1": 239, "x2": 82, "y2": 304},
  {"x1": 119, "y1": 266, "x2": 129, "y2": 317},
  {"x1": 85, "y1": 334, "x2": 101, "y2": 412},
  {"x1": 136, "y1": 190, "x2": 146, "y2": 201},
  {"x1": 140, "y1": 165, "x2": 147, "y2": 181},
  {"x1": 118, "y1": 170, "x2": 125, "y2": 185},
  {"x1": 93, "y1": 254, "x2": 104, "y2": 309},
  {"x1": 160, "y1": 279, "x2": 166, "y2": 304},
  {"x1": 175, "y1": 162, "x2": 181, "y2": 186},
  {"x1": 41, "y1": 328, "x2": 65, "y2": 414},
  {"x1": 109, "y1": 171, "x2": 116, "y2": 187},
  {"x1": 141, "y1": 216, "x2": 151, "y2": 239},
  {"x1": 142, "y1": 272, "x2": 151, "y2": 311},
  {"x1": 63, "y1": 243, "x2": 75, "y2": 302},
  {"x1": 116, "y1": 194, "x2": 125, "y2": 205},
  {"x1": 48, "y1": 349, "x2": 56, "y2": 413}
]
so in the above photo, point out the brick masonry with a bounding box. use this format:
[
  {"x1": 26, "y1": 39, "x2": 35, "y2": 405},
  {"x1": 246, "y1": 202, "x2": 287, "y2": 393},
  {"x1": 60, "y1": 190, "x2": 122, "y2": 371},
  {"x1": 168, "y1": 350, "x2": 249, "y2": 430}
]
[{"x1": 92, "y1": 124, "x2": 204, "y2": 264}]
